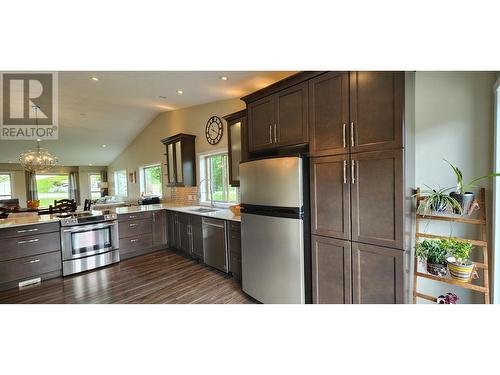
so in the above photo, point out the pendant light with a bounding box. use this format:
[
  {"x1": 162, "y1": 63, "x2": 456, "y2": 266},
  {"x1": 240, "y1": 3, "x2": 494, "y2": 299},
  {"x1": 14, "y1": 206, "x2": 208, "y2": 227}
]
[{"x1": 19, "y1": 105, "x2": 58, "y2": 173}]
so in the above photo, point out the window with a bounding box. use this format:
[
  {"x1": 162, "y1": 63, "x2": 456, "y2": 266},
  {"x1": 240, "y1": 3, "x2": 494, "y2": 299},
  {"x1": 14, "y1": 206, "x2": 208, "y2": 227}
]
[
  {"x1": 36, "y1": 174, "x2": 69, "y2": 208},
  {"x1": 140, "y1": 164, "x2": 162, "y2": 196},
  {"x1": 0, "y1": 173, "x2": 12, "y2": 199},
  {"x1": 89, "y1": 173, "x2": 102, "y2": 199},
  {"x1": 114, "y1": 170, "x2": 128, "y2": 197},
  {"x1": 200, "y1": 153, "x2": 238, "y2": 204}
]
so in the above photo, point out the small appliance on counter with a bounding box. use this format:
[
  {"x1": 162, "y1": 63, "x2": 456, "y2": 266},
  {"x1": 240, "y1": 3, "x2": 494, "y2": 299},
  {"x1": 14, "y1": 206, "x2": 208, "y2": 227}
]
[{"x1": 138, "y1": 196, "x2": 161, "y2": 205}]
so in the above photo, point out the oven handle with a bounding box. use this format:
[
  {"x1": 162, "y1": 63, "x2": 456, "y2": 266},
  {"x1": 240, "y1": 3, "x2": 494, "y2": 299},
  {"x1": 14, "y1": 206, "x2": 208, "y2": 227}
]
[{"x1": 62, "y1": 221, "x2": 117, "y2": 233}]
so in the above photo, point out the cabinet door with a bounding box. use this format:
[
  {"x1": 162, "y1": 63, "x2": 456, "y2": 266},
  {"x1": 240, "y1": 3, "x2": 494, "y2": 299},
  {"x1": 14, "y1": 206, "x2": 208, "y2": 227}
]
[
  {"x1": 174, "y1": 141, "x2": 183, "y2": 184},
  {"x1": 351, "y1": 242, "x2": 403, "y2": 304},
  {"x1": 309, "y1": 72, "x2": 349, "y2": 156},
  {"x1": 228, "y1": 225, "x2": 242, "y2": 280},
  {"x1": 349, "y1": 71, "x2": 404, "y2": 153},
  {"x1": 190, "y1": 215, "x2": 203, "y2": 259},
  {"x1": 174, "y1": 213, "x2": 181, "y2": 249},
  {"x1": 311, "y1": 235, "x2": 351, "y2": 304},
  {"x1": 247, "y1": 96, "x2": 274, "y2": 152},
  {"x1": 152, "y1": 210, "x2": 167, "y2": 247},
  {"x1": 275, "y1": 82, "x2": 308, "y2": 147},
  {"x1": 228, "y1": 116, "x2": 245, "y2": 187},
  {"x1": 178, "y1": 214, "x2": 190, "y2": 255},
  {"x1": 165, "y1": 211, "x2": 175, "y2": 248},
  {"x1": 310, "y1": 155, "x2": 350, "y2": 240},
  {"x1": 167, "y1": 143, "x2": 176, "y2": 184},
  {"x1": 350, "y1": 149, "x2": 403, "y2": 249}
]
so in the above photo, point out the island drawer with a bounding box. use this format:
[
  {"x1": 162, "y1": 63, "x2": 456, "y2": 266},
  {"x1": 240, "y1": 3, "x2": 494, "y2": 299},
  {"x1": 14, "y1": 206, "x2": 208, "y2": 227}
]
[
  {"x1": 118, "y1": 211, "x2": 153, "y2": 222},
  {"x1": 0, "y1": 251, "x2": 62, "y2": 284},
  {"x1": 0, "y1": 222, "x2": 60, "y2": 240},
  {"x1": 119, "y1": 233, "x2": 153, "y2": 256},
  {"x1": 0, "y1": 231, "x2": 61, "y2": 262},
  {"x1": 119, "y1": 219, "x2": 153, "y2": 238}
]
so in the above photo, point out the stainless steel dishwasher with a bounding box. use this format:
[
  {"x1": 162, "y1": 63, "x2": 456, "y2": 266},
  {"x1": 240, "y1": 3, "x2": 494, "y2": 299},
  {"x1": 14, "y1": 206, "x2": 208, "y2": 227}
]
[{"x1": 202, "y1": 217, "x2": 228, "y2": 273}]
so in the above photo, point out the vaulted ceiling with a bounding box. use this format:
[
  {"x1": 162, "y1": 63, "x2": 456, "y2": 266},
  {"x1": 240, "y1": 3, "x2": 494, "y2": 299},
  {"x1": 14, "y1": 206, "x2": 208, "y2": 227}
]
[{"x1": 0, "y1": 71, "x2": 294, "y2": 166}]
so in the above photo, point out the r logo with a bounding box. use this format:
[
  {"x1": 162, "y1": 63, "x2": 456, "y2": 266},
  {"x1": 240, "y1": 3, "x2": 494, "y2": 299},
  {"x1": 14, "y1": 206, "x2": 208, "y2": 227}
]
[{"x1": 1, "y1": 72, "x2": 58, "y2": 140}]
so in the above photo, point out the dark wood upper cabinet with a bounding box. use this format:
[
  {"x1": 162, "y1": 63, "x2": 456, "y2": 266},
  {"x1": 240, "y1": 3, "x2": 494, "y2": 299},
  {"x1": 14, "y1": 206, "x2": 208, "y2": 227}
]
[
  {"x1": 223, "y1": 109, "x2": 247, "y2": 187},
  {"x1": 247, "y1": 96, "x2": 274, "y2": 152},
  {"x1": 161, "y1": 133, "x2": 196, "y2": 187},
  {"x1": 350, "y1": 149, "x2": 404, "y2": 249},
  {"x1": 349, "y1": 71, "x2": 404, "y2": 153},
  {"x1": 309, "y1": 72, "x2": 349, "y2": 156},
  {"x1": 312, "y1": 235, "x2": 351, "y2": 304},
  {"x1": 275, "y1": 82, "x2": 308, "y2": 147},
  {"x1": 351, "y1": 242, "x2": 403, "y2": 304},
  {"x1": 310, "y1": 155, "x2": 350, "y2": 240}
]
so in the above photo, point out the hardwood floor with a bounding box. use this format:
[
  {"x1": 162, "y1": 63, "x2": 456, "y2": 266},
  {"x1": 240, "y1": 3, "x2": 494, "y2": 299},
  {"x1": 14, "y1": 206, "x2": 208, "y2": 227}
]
[{"x1": 0, "y1": 250, "x2": 255, "y2": 304}]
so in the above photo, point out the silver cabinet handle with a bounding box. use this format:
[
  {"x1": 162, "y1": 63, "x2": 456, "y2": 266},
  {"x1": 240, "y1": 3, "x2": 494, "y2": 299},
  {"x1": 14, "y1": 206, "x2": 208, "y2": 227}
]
[
  {"x1": 129, "y1": 223, "x2": 137, "y2": 227},
  {"x1": 350, "y1": 122, "x2": 355, "y2": 147},
  {"x1": 17, "y1": 238, "x2": 40, "y2": 245},
  {"x1": 17, "y1": 228, "x2": 39, "y2": 234},
  {"x1": 351, "y1": 160, "x2": 356, "y2": 184},
  {"x1": 130, "y1": 239, "x2": 138, "y2": 243},
  {"x1": 23, "y1": 259, "x2": 40, "y2": 264},
  {"x1": 343, "y1": 123, "x2": 346, "y2": 148},
  {"x1": 343, "y1": 160, "x2": 347, "y2": 184},
  {"x1": 269, "y1": 124, "x2": 272, "y2": 143},
  {"x1": 274, "y1": 124, "x2": 277, "y2": 143},
  {"x1": 129, "y1": 215, "x2": 137, "y2": 219}
]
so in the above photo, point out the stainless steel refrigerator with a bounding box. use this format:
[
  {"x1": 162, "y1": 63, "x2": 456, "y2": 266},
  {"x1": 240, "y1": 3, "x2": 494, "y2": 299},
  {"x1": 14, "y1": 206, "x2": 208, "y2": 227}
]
[{"x1": 240, "y1": 156, "x2": 310, "y2": 304}]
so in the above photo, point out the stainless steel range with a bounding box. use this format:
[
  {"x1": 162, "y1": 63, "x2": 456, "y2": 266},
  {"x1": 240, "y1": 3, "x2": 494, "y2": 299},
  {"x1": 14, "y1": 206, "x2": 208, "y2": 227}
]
[{"x1": 60, "y1": 210, "x2": 119, "y2": 276}]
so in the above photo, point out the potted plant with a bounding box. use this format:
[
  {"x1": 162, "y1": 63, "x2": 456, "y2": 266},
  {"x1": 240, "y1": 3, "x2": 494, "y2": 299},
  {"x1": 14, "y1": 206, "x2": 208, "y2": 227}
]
[
  {"x1": 446, "y1": 239, "x2": 475, "y2": 282},
  {"x1": 415, "y1": 185, "x2": 462, "y2": 216},
  {"x1": 415, "y1": 239, "x2": 448, "y2": 276},
  {"x1": 444, "y1": 159, "x2": 500, "y2": 215}
]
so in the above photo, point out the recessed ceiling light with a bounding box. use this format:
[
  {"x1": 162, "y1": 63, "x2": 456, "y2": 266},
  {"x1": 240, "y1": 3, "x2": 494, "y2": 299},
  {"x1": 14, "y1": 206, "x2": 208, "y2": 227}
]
[
  {"x1": 176, "y1": 90, "x2": 183, "y2": 95},
  {"x1": 159, "y1": 95, "x2": 167, "y2": 99},
  {"x1": 102, "y1": 144, "x2": 107, "y2": 148},
  {"x1": 220, "y1": 76, "x2": 228, "y2": 81},
  {"x1": 90, "y1": 77, "x2": 99, "y2": 81}
]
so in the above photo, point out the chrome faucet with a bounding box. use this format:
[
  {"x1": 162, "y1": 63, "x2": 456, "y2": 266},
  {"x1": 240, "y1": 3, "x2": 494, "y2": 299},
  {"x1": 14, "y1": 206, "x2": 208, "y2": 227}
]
[{"x1": 198, "y1": 178, "x2": 214, "y2": 208}]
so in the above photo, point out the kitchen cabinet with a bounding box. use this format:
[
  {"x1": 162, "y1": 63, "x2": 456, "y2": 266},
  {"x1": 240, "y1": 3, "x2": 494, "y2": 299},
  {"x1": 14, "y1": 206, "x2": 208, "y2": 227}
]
[
  {"x1": 311, "y1": 235, "x2": 351, "y2": 304},
  {"x1": 166, "y1": 210, "x2": 176, "y2": 248},
  {"x1": 246, "y1": 82, "x2": 308, "y2": 153},
  {"x1": 178, "y1": 213, "x2": 191, "y2": 255},
  {"x1": 349, "y1": 71, "x2": 404, "y2": 153},
  {"x1": 0, "y1": 222, "x2": 62, "y2": 291},
  {"x1": 309, "y1": 71, "x2": 404, "y2": 155},
  {"x1": 189, "y1": 214, "x2": 203, "y2": 260},
  {"x1": 350, "y1": 149, "x2": 403, "y2": 249},
  {"x1": 223, "y1": 109, "x2": 247, "y2": 187},
  {"x1": 310, "y1": 155, "x2": 350, "y2": 240},
  {"x1": 118, "y1": 212, "x2": 156, "y2": 260},
  {"x1": 161, "y1": 133, "x2": 196, "y2": 187},
  {"x1": 152, "y1": 210, "x2": 167, "y2": 247},
  {"x1": 309, "y1": 72, "x2": 349, "y2": 157},
  {"x1": 227, "y1": 221, "x2": 241, "y2": 281},
  {"x1": 351, "y1": 242, "x2": 403, "y2": 304}
]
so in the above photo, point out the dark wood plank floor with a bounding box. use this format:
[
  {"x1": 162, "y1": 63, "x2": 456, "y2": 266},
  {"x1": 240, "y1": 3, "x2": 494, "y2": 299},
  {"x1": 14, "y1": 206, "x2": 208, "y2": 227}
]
[{"x1": 0, "y1": 250, "x2": 255, "y2": 304}]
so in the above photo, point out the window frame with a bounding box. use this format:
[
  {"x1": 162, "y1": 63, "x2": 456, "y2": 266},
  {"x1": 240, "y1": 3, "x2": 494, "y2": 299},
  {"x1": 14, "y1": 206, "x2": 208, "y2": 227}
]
[
  {"x1": 139, "y1": 163, "x2": 163, "y2": 197},
  {"x1": 35, "y1": 173, "x2": 70, "y2": 208},
  {"x1": 0, "y1": 172, "x2": 13, "y2": 200},
  {"x1": 198, "y1": 151, "x2": 238, "y2": 206},
  {"x1": 88, "y1": 173, "x2": 102, "y2": 199},
  {"x1": 114, "y1": 169, "x2": 128, "y2": 197}
]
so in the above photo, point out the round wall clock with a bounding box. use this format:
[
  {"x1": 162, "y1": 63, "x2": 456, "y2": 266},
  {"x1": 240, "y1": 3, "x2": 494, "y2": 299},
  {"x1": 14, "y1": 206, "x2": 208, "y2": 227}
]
[{"x1": 205, "y1": 116, "x2": 223, "y2": 145}]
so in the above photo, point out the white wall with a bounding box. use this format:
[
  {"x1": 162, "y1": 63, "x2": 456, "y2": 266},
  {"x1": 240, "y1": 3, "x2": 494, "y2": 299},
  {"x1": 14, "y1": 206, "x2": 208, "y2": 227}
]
[
  {"x1": 108, "y1": 98, "x2": 245, "y2": 200},
  {"x1": 415, "y1": 71, "x2": 496, "y2": 303}
]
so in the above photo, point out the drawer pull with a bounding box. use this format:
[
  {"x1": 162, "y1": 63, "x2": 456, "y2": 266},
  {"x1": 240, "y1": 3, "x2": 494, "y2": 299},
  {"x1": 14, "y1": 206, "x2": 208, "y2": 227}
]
[
  {"x1": 17, "y1": 228, "x2": 39, "y2": 234},
  {"x1": 17, "y1": 239, "x2": 40, "y2": 245},
  {"x1": 24, "y1": 259, "x2": 41, "y2": 264},
  {"x1": 129, "y1": 215, "x2": 137, "y2": 219},
  {"x1": 129, "y1": 223, "x2": 137, "y2": 227},
  {"x1": 130, "y1": 239, "x2": 139, "y2": 243}
]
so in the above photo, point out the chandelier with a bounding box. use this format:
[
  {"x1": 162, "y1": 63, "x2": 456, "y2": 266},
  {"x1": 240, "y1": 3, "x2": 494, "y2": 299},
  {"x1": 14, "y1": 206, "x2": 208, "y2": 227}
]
[{"x1": 19, "y1": 106, "x2": 58, "y2": 173}]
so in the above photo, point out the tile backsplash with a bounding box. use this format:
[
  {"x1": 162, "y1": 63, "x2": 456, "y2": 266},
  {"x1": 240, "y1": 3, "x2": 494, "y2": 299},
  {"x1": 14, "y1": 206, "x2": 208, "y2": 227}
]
[{"x1": 164, "y1": 186, "x2": 200, "y2": 205}]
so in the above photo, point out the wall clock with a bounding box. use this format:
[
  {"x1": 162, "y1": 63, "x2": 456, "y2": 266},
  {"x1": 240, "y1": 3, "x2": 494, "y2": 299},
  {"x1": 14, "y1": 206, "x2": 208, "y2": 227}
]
[{"x1": 205, "y1": 116, "x2": 223, "y2": 145}]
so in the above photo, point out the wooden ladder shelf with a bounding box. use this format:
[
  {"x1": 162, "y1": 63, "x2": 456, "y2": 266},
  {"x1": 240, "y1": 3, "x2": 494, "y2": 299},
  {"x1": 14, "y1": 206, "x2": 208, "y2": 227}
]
[{"x1": 412, "y1": 187, "x2": 490, "y2": 304}]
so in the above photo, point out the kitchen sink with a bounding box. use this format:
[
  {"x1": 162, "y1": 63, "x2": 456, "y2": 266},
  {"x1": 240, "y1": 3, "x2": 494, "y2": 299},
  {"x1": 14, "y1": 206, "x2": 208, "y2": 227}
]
[{"x1": 189, "y1": 207, "x2": 218, "y2": 213}]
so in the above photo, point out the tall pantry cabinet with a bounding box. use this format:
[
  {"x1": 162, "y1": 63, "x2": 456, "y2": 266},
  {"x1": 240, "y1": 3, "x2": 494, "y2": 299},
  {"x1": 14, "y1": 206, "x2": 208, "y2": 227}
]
[{"x1": 310, "y1": 71, "x2": 407, "y2": 304}]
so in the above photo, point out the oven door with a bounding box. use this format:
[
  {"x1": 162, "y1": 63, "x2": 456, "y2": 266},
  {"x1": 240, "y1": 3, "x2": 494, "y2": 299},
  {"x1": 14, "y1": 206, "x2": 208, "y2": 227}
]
[{"x1": 61, "y1": 221, "x2": 119, "y2": 261}]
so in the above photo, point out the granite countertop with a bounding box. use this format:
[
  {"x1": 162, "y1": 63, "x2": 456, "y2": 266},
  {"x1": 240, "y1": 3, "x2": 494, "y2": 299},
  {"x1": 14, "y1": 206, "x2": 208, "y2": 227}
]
[
  {"x1": 113, "y1": 203, "x2": 241, "y2": 222},
  {"x1": 0, "y1": 214, "x2": 61, "y2": 229}
]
